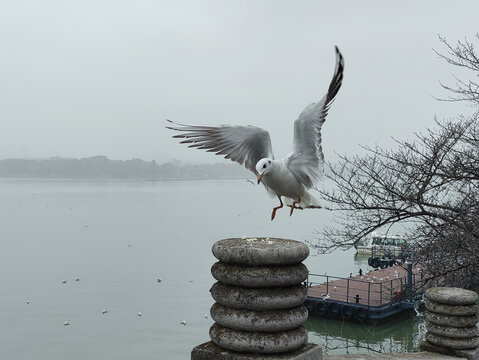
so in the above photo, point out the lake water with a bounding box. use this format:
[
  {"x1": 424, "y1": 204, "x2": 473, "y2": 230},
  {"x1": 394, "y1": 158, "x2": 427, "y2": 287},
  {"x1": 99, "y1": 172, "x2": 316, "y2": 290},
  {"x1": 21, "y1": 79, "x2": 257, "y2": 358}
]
[{"x1": 0, "y1": 179, "x2": 425, "y2": 359}]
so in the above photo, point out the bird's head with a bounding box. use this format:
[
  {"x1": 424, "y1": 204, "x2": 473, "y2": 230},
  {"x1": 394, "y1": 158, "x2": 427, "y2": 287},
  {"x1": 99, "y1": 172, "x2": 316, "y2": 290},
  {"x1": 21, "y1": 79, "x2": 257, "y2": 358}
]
[{"x1": 255, "y1": 158, "x2": 273, "y2": 184}]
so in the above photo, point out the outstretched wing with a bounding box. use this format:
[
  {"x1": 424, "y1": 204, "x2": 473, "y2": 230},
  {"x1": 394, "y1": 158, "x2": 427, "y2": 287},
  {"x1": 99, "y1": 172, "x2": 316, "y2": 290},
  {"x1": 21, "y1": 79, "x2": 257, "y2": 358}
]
[
  {"x1": 166, "y1": 120, "x2": 273, "y2": 175},
  {"x1": 285, "y1": 46, "x2": 344, "y2": 188}
]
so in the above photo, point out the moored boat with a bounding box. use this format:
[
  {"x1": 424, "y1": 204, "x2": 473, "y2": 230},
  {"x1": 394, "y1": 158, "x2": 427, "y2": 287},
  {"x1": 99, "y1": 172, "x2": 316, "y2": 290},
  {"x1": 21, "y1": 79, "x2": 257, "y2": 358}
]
[{"x1": 355, "y1": 231, "x2": 409, "y2": 256}]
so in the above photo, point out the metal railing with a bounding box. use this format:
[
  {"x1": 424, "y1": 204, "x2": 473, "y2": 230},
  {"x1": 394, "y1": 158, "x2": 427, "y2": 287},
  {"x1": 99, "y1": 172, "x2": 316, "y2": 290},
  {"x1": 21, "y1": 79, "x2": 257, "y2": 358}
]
[{"x1": 307, "y1": 272, "x2": 426, "y2": 308}]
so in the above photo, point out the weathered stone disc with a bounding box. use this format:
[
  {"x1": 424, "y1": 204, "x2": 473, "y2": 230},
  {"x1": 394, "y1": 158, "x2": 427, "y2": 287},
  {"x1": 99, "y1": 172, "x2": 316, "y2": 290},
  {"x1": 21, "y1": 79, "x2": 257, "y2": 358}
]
[
  {"x1": 210, "y1": 303, "x2": 308, "y2": 332},
  {"x1": 425, "y1": 287, "x2": 478, "y2": 306},
  {"x1": 210, "y1": 282, "x2": 307, "y2": 310},
  {"x1": 426, "y1": 322, "x2": 479, "y2": 339},
  {"x1": 209, "y1": 323, "x2": 308, "y2": 354},
  {"x1": 212, "y1": 238, "x2": 309, "y2": 265},
  {"x1": 426, "y1": 311, "x2": 479, "y2": 328},
  {"x1": 425, "y1": 332, "x2": 479, "y2": 350},
  {"x1": 211, "y1": 262, "x2": 308, "y2": 288},
  {"x1": 192, "y1": 341, "x2": 321, "y2": 360},
  {"x1": 425, "y1": 299, "x2": 478, "y2": 316}
]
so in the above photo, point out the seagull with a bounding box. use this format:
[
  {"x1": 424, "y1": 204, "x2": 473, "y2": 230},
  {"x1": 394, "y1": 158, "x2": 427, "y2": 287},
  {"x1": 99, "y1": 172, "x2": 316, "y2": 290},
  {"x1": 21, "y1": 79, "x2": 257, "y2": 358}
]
[
  {"x1": 167, "y1": 47, "x2": 344, "y2": 220},
  {"x1": 180, "y1": 320, "x2": 187, "y2": 326},
  {"x1": 64, "y1": 320, "x2": 71, "y2": 326},
  {"x1": 137, "y1": 312, "x2": 142, "y2": 317},
  {"x1": 26, "y1": 300, "x2": 30, "y2": 304},
  {"x1": 413, "y1": 302, "x2": 421, "y2": 316},
  {"x1": 157, "y1": 278, "x2": 162, "y2": 283},
  {"x1": 102, "y1": 308, "x2": 108, "y2": 314},
  {"x1": 204, "y1": 314, "x2": 208, "y2": 319},
  {"x1": 61, "y1": 280, "x2": 67, "y2": 284}
]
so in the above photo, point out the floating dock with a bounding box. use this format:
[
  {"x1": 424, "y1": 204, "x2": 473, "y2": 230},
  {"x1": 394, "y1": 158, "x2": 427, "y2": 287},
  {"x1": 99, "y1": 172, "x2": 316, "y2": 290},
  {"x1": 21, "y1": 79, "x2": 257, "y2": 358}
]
[{"x1": 306, "y1": 264, "x2": 425, "y2": 322}]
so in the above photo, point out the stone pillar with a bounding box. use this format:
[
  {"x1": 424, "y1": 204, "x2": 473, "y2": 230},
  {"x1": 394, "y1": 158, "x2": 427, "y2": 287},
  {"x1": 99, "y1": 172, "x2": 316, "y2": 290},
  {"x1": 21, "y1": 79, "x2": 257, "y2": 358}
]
[
  {"x1": 191, "y1": 237, "x2": 322, "y2": 360},
  {"x1": 421, "y1": 287, "x2": 479, "y2": 360}
]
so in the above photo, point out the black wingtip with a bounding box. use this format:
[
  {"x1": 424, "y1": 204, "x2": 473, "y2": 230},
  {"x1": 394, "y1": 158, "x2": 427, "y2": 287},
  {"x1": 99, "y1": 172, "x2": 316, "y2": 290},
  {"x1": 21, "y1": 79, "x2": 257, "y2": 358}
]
[
  {"x1": 326, "y1": 46, "x2": 344, "y2": 103},
  {"x1": 165, "y1": 119, "x2": 177, "y2": 134},
  {"x1": 334, "y1": 46, "x2": 344, "y2": 70},
  {"x1": 165, "y1": 119, "x2": 189, "y2": 129}
]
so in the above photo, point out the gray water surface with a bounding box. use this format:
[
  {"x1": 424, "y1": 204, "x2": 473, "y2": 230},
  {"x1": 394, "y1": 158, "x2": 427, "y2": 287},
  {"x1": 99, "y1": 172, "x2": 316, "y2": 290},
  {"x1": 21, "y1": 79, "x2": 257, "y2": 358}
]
[{"x1": 0, "y1": 179, "x2": 422, "y2": 359}]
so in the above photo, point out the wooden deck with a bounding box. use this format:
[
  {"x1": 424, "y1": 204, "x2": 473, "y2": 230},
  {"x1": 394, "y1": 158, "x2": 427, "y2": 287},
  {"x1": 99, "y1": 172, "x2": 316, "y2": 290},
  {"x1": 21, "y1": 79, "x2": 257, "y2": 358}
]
[{"x1": 308, "y1": 265, "x2": 424, "y2": 307}]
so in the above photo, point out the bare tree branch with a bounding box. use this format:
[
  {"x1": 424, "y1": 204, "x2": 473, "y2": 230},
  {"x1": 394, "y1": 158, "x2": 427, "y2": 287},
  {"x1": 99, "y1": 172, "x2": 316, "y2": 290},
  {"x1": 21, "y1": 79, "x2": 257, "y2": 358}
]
[
  {"x1": 434, "y1": 34, "x2": 479, "y2": 105},
  {"x1": 311, "y1": 36, "x2": 479, "y2": 289}
]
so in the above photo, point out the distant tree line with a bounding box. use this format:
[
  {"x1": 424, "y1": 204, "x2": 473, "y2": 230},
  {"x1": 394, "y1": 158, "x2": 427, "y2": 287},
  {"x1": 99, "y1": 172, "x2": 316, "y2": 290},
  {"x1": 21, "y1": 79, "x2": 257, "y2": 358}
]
[{"x1": 0, "y1": 155, "x2": 250, "y2": 179}]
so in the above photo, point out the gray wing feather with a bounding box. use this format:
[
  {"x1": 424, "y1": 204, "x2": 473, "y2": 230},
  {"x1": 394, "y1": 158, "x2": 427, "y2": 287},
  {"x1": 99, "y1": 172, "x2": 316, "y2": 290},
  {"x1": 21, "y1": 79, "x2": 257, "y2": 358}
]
[
  {"x1": 286, "y1": 46, "x2": 344, "y2": 188},
  {"x1": 166, "y1": 120, "x2": 273, "y2": 175}
]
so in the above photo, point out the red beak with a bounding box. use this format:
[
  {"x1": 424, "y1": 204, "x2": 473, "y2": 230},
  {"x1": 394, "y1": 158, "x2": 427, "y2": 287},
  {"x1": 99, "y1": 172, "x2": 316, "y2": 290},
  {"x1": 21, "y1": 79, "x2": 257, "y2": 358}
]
[{"x1": 257, "y1": 173, "x2": 264, "y2": 184}]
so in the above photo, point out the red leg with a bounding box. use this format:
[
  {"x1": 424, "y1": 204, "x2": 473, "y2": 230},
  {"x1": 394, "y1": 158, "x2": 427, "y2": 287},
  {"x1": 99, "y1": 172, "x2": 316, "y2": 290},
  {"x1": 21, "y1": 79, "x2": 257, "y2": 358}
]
[
  {"x1": 290, "y1": 196, "x2": 302, "y2": 216},
  {"x1": 271, "y1": 197, "x2": 283, "y2": 221}
]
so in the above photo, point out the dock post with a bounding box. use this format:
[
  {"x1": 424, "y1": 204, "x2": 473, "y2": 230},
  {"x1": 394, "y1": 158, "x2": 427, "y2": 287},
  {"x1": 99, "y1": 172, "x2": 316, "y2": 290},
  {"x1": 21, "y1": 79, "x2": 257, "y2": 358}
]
[
  {"x1": 389, "y1": 279, "x2": 393, "y2": 306},
  {"x1": 406, "y1": 261, "x2": 413, "y2": 301},
  {"x1": 346, "y1": 279, "x2": 349, "y2": 303},
  {"x1": 368, "y1": 283, "x2": 371, "y2": 309},
  {"x1": 191, "y1": 237, "x2": 323, "y2": 359},
  {"x1": 379, "y1": 282, "x2": 383, "y2": 305},
  {"x1": 420, "y1": 287, "x2": 479, "y2": 360}
]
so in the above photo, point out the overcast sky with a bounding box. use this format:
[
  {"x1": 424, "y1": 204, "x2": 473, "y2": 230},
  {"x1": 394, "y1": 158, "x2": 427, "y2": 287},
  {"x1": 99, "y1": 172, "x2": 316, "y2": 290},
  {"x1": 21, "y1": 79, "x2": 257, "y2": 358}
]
[{"x1": 1, "y1": 1, "x2": 478, "y2": 163}]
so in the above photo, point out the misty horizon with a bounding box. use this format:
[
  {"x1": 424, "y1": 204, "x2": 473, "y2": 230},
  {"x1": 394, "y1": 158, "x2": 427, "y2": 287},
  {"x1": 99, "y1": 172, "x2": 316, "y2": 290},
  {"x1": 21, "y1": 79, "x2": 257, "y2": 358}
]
[
  {"x1": 0, "y1": 154, "x2": 238, "y2": 164},
  {"x1": 0, "y1": 155, "x2": 252, "y2": 179}
]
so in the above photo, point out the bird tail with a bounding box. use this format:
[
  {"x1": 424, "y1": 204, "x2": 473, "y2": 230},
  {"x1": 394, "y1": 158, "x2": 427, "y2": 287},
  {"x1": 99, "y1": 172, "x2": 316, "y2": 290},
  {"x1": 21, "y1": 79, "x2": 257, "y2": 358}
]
[{"x1": 285, "y1": 191, "x2": 322, "y2": 210}]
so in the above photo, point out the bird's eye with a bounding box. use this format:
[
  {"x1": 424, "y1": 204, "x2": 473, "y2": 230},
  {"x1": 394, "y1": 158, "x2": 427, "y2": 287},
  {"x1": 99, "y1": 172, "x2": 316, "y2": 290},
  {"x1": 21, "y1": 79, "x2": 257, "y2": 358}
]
[
  {"x1": 268, "y1": 160, "x2": 271, "y2": 164},
  {"x1": 263, "y1": 164, "x2": 266, "y2": 169}
]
